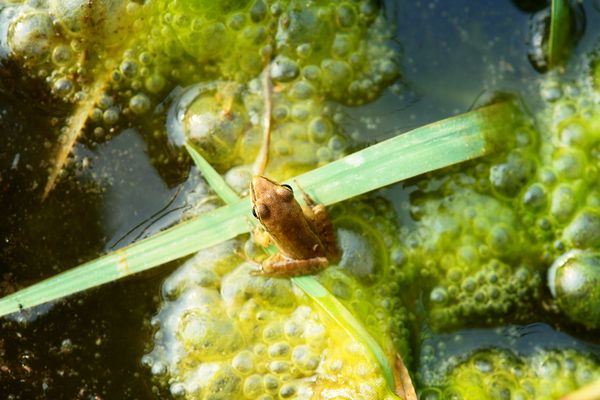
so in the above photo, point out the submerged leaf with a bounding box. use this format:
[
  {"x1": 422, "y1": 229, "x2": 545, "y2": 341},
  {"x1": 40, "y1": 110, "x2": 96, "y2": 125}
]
[{"x1": 43, "y1": 69, "x2": 114, "y2": 199}]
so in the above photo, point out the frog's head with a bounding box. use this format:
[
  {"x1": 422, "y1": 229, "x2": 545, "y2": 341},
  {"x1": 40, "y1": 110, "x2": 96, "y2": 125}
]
[{"x1": 250, "y1": 175, "x2": 296, "y2": 226}]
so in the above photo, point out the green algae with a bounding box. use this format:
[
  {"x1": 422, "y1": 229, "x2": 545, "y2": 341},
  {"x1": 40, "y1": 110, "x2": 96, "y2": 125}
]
[
  {"x1": 143, "y1": 205, "x2": 404, "y2": 400},
  {"x1": 2, "y1": 1, "x2": 600, "y2": 399},
  {"x1": 421, "y1": 348, "x2": 600, "y2": 400}
]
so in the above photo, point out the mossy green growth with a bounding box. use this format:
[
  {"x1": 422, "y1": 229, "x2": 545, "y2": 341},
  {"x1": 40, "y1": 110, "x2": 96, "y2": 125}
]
[
  {"x1": 529, "y1": 60, "x2": 600, "y2": 328},
  {"x1": 389, "y1": 54, "x2": 600, "y2": 331},
  {"x1": 419, "y1": 348, "x2": 600, "y2": 400},
  {"x1": 2, "y1": 0, "x2": 399, "y2": 147},
  {"x1": 390, "y1": 108, "x2": 544, "y2": 330},
  {"x1": 167, "y1": 79, "x2": 348, "y2": 180},
  {"x1": 326, "y1": 197, "x2": 413, "y2": 364},
  {"x1": 143, "y1": 196, "x2": 409, "y2": 400},
  {"x1": 151, "y1": 0, "x2": 399, "y2": 103}
]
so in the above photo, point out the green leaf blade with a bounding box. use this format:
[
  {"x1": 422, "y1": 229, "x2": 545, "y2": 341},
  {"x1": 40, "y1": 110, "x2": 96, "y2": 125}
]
[
  {"x1": 185, "y1": 143, "x2": 240, "y2": 205},
  {"x1": 0, "y1": 199, "x2": 250, "y2": 317},
  {"x1": 292, "y1": 276, "x2": 398, "y2": 394},
  {"x1": 0, "y1": 102, "x2": 517, "y2": 318},
  {"x1": 548, "y1": 0, "x2": 572, "y2": 68}
]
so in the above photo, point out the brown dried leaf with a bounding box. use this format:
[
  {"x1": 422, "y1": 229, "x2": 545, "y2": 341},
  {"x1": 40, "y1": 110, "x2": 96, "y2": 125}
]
[
  {"x1": 42, "y1": 67, "x2": 113, "y2": 199},
  {"x1": 393, "y1": 353, "x2": 417, "y2": 400},
  {"x1": 561, "y1": 377, "x2": 600, "y2": 400}
]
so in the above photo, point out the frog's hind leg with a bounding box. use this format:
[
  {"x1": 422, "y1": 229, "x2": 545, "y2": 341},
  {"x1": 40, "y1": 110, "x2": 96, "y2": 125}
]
[
  {"x1": 295, "y1": 182, "x2": 340, "y2": 263},
  {"x1": 252, "y1": 253, "x2": 328, "y2": 277}
]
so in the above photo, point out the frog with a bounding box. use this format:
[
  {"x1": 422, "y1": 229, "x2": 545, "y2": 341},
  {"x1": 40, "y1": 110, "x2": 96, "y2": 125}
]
[{"x1": 250, "y1": 175, "x2": 340, "y2": 277}]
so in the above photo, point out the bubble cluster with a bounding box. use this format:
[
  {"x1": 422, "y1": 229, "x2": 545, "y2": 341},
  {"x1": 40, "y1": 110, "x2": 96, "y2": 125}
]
[
  {"x1": 525, "y1": 68, "x2": 600, "y2": 327},
  {"x1": 0, "y1": 0, "x2": 168, "y2": 138},
  {"x1": 143, "y1": 213, "x2": 403, "y2": 400},
  {"x1": 148, "y1": 0, "x2": 399, "y2": 105},
  {"x1": 399, "y1": 173, "x2": 544, "y2": 330},
  {"x1": 420, "y1": 348, "x2": 600, "y2": 400},
  {"x1": 166, "y1": 78, "x2": 347, "y2": 179},
  {"x1": 325, "y1": 197, "x2": 414, "y2": 361},
  {"x1": 1, "y1": 0, "x2": 400, "y2": 153},
  {"x1": 390, "y1": 58, "x2": 600, "y2": 331},
  {"x1": 524, "y1": 83, "x2": 600, "y2": 263}
]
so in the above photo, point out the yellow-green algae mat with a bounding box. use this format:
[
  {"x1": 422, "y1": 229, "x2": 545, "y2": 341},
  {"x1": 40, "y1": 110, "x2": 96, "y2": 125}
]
[{"x1": 0, "y1": 102, "x2": 519, "y2": 397}]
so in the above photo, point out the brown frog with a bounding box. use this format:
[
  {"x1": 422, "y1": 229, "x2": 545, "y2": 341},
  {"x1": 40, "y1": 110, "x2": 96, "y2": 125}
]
[{"x1": 250, "y1": 176, "x2": 339, "y2": 277}]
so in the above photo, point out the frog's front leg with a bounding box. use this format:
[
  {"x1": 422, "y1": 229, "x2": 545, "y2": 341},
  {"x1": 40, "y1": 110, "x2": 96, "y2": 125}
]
[
  {"x1": 252, "y1": 224, "x2": 271, "y2": 248},
  {"x1": 253, "y1": 253, "x2": 328, "y2": 277}
]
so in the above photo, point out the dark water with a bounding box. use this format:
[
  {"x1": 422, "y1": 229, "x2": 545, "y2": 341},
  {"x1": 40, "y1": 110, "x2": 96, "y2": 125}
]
[{"x1": 1, "y1": 1, "x2": 600, "y2": 398}]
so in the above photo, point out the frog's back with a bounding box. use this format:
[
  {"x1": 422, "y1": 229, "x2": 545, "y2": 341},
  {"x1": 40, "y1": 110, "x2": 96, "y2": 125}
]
[{"x1": 269, "y1": 217, "x2": 327, "y2": 260}]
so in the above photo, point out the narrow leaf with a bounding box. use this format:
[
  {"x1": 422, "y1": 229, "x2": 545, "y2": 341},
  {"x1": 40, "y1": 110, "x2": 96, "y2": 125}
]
[
  {"x1": 0, "y1": 102, "x2": 517, "y2": 318},
  {"x1": 185, "y1": 143, "x2": 240, "y2": 205},
  {"x1": 187, "y1": 139, "x2": 401, "y2": 395},
  {"x1": 292, "y1": 276, "x2": 399, "y2": 394},
  {"x1": 393, "y1": 353, "x2": 418, "y2": 400},
  {"x1": 548, "y1": 0, "x2": 571, "y2": 68}
]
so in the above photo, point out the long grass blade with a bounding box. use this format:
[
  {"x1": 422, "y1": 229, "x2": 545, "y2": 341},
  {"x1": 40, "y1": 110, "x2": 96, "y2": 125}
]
[
  {"x1": 548, "y1": 0, "x2": 571, "y2": 68},
  {"x1": 292, "y1": 276, "x2": 398, "y2": 393},
  {"x1": 185, "y1": 143, "x2": 240, "y2": 204},
  {"x1": 0, "y1": 102, "x2": 517, "y2": 318},
  {"x1": 187, "y1": 142, "x2": 401, "y2": 396}
]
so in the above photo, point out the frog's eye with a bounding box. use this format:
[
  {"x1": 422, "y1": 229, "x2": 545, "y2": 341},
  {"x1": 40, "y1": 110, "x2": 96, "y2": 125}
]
[
  {"x1": 281, "y1": 184, "x2": 293, "y2": 193},
  {"x1": 276, "y1": 185, "x2": 294, "y2": 201},
  {"x1": 254, "y1": 203, "x2": 270, "y2": 219}
]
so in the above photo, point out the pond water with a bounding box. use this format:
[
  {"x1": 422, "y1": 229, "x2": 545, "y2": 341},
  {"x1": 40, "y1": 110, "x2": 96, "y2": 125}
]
[{"x1": 1, "y1": 0, "x2": 600, "y2": 399}]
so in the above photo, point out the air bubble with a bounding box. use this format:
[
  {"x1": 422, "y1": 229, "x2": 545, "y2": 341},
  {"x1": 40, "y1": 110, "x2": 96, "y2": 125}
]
[
  {"x1": 309, "y1": 117, "x2": 332, "y2": 143},
  {"x1": 332, "y1": 34, "x2": 352, "y2": 57},
  {"x1": 129, "y1": 93, "x2": 151, "y2": 114},
  {"x1": 103, "y1": 108, "x2": 119, "y2": 125},
  {"x1": 228, "y1": 13, "x2": 246, "y2": 30},
  {"x1": 145, "y1": 74, "x2": 166, "y2": 94},
  {"x1": 268, "y1": 342, "x2": 290, "y2": 358},
  {"x1": 296, "y1": 43, "x2": 312, "y2": 58},
  {"x1": 430, "y1": 287, "x2": 448, "y2": 304},
  {"x1": 302, "y1": 65, "x2": 321, "y2": 81},
  {"x1": 52, "y1": 44, "x2": 72, "y2": 65},
  {"x1": 250, "y1": 0, "x2": 267, "y2": 22},
  {"x1": 120, "y1": 59, "x2": 138, "y2": 78},
  {"x1": 336, "y1": 4, "x2": 356, "y2": 28},
  {"x1": 263, "y1": 374, "x2": 280, "y2": 393},
  {"x1": 289, "y1": 81, "x2": 315, "y2": 100},
  {"x1": 243, "y1": 374, "x2": 263, "y2": 397},
  {"x1": 540, "y1": 82, "x2": 562, "y2": 102},
  {"x1": 9, "y1": 11, "x2": 55, "y2": 61},
  {"x1": 462, "y1": 277, "x2": 477, "y2": 293},
  {"x1": 139, "y1": 51, "x2": 152, "y2": 65},
  {"x1": 270, "y1": 56, "x2": 300, "y2": 82},
  {"x1": 53, "y1": 78, "x2": 73, "y2": 96},
  {"x1": 278, "y1": 383, "x2": 295, "y2": 398},
  {"x1": 232, "y1": 350, "x2": 255, "y2": 374}
]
